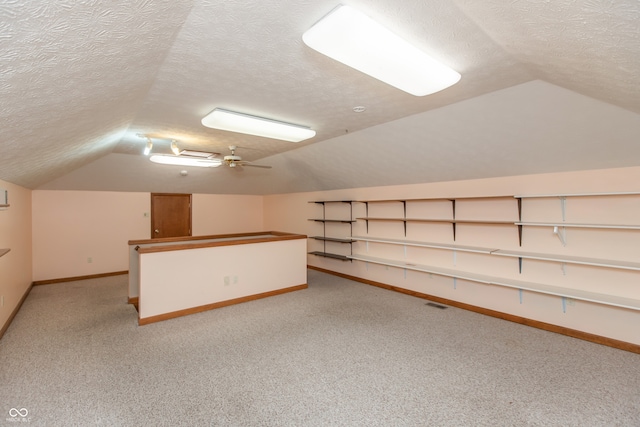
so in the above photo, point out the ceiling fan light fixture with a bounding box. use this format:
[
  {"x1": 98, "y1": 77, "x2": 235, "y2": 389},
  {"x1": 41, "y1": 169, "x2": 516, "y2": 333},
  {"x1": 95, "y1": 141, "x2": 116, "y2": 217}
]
[
  {"x1": 149, "y1": 154, "x2": 222, "y2": 168},
  {"x1": 201, "y1": 108, "x2": 316, "y2": 142},
  {"x1": 302, "y1": 5, "x2": 461, "y2": 96}
]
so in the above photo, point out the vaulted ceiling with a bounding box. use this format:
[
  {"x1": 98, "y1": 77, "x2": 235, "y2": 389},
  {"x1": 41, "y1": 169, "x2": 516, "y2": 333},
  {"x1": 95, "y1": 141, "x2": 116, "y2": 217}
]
[{"x1": 2, "y1": 1, "x2": 640, "y2": 195}]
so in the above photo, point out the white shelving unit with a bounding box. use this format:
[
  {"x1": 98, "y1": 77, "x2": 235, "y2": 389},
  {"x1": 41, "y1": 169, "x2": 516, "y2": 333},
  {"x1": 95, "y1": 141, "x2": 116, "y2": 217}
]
[
  {"x1": 355, "y1": 195, "x2": 516, "y2": 240},
  {"x1": 515, "y1": 192, "x2": 640, "y2": 246},
  {"x1": 347, "y1": 254, "x2": 640, "y2": 311},
  {"x1": 351, "y1": 235, "x2": 497, "y2": 254},
  {"x1": 492, "y1": 249, "x2": 640, "y2": 272},
  {"x1": 346, "y1": 193, "x2": 640, "y2": 313}
]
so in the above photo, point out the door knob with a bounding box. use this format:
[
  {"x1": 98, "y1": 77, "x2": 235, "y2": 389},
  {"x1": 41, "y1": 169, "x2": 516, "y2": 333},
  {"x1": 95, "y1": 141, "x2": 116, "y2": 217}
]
[{"x1": 155, "y1": 229, "x2": 159, "y2": 234}]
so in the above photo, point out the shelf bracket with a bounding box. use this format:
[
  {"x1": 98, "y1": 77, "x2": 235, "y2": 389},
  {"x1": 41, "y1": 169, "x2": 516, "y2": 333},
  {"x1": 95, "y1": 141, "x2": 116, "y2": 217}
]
[
  {"x1": 452, "y1": 249, "x2": 457, "y2": 267},
  {"x1": 518, "y1": 257, "x2": 523, "y2": 274},
  {"x1": 519, "y1": 289, "x2": 523, "y2": 304},
  {"x1": 553, "y1": 226, "x2": 567, "y2": 246},
  {"x1": 560, "y1": 262, "x2": 567, "y2": 276},
  {"x1": 453, "y1": 277, "x2": 457, "y2": 290},
  {"x1": 559, "y1": 196, "x2": 567, "y2": 222},
  {"x1": 518, "y1": 224, "x2": 523, "y2": 246},
  {"x1": 562, "y1": 296, "x2": 567, "y2": 313}
]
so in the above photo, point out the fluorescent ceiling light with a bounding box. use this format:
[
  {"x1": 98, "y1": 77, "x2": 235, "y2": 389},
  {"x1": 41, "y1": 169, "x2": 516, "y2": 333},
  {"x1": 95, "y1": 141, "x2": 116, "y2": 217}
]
[
  {"x1": 201, "y1": 108, "x2": 316, "y2": 143},
  {"x1": 150, "y1": 154, "x2": 222, "y2": 168},
  {"x1": 302, "y1": 5, "x2": 461, "y2": 96}
]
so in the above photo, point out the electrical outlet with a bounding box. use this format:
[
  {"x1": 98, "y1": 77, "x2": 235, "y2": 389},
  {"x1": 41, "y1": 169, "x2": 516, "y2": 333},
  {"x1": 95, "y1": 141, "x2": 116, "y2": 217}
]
[
  {"x1": 224, "y1": 276, "x2": 230, "y2": 286},
  {"x1": 233, "y1": 276, "x2": 238, "y2": 284},
  {"x1": 87, "y1": 257, "x2": 93, "y2": 263}
]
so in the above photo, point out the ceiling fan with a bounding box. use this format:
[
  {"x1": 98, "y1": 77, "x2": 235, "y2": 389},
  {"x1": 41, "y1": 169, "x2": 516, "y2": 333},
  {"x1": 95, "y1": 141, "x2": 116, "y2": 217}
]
[{"x1": 222, "y1": 146, "x2": 272, "y2": 169}]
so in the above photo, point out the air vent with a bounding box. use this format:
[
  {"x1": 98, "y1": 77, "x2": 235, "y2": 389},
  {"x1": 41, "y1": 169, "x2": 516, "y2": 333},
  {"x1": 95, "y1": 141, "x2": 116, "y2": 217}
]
[{"x1": 425, "y1": 302, "x2": 448, "y2": 309}]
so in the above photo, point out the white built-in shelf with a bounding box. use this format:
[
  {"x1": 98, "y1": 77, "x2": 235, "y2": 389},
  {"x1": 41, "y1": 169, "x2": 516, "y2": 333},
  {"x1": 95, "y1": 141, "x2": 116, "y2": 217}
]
[
  {"x1": 351, "y1": 236, "x2": 497, "y2": 254},
  {"x1": 488, "y1": 276, "x2": 640, "y2": 311},
  {"x1": 355, "y1": 195, "x2": 514, "y2": 203},
  {"x1": 348, "y1": 254, "x2": 640, "y2": 311},
  {"x1": 357, "y1": 217, "x2": 513, "y2": 225},
  {"x1": 493, "y1": 249, "x2": 640, "y2": 271},
  {"x1": 0, "y1": 248, "x2": 10, "y2": 258},
  {"x1": 348, "y1": 254, "x2": 497, "y2": 284},
  {"x1": 515, "y1": 192, "x2": 640, "y2": 198},
  {"x1": 357, "y1": 217, "x2": 515, "y2": 240},
  {"x1": 516, "y1": 222, "x2": 640, "y2": 230}
]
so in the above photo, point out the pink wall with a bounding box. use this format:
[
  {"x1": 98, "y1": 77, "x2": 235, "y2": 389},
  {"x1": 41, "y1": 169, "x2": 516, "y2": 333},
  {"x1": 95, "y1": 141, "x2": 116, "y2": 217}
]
[
  {"x1": 193, "y1": 194, "x2": 263, "y2": 235},
  {"x1": 32, "y1": 191, "x2": 150, "y2": 281},
  {"x1": 32, "y1": 191, "x2": 264, "y2": 281},
  {"x1": 264, "y1": 166, "x2": 640, "y2": 345},
  {"x1": 0, "y1": 180, "x2": 32, "y2": 330}
]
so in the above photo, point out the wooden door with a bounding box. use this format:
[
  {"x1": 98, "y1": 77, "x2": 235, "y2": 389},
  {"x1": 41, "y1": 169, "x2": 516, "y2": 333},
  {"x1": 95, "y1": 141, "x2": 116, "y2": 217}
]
[{"x1": 151, "y1": 193, "x2": 192, "y2": 238}]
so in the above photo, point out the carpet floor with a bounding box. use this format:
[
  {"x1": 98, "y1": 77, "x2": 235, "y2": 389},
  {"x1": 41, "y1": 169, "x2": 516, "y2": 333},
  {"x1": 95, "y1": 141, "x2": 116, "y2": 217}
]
[{"x1": 1, "y1": 269, "x2": 639, "y2": 426}]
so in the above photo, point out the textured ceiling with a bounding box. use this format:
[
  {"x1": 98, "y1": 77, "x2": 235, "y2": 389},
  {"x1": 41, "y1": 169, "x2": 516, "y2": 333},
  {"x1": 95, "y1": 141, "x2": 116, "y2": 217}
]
[{"x1": 2, "y1": 0, "x2": 640, "y2": 194}]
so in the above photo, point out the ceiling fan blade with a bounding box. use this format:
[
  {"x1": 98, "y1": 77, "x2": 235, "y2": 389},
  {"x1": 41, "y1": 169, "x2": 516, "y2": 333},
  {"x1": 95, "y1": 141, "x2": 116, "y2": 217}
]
[{"x1": 243, "y1": 163, "x2": 272, "y2": 169}]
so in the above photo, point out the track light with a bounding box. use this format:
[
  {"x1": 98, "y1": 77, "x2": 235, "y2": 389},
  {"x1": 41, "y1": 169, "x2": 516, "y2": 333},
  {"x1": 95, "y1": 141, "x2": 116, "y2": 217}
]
[
  {"x1": 143, "y1": 137, "x2": 153, "y2": 156},
  {"x1": 170, "y1": 140, "x2": 180, "y2": 155}
]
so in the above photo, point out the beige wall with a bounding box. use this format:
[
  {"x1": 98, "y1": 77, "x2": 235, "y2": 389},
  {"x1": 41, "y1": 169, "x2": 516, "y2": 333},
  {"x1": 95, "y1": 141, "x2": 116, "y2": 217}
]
[
  {"x1": 193, "y1": 193, "x2": 263, "y2": 235},
  {"x1": 0, "y1": 180, "x2": 32, "y2": 330},
  {"x1": 264, "y1": 166, "x2": 640, "y2": 345},
  {"x1": 32, "y1": 191, "x2": 264, "y2": 281}
]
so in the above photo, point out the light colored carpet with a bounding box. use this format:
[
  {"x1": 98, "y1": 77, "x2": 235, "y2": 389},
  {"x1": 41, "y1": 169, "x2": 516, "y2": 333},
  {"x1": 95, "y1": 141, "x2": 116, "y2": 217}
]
[{"x1": 1, "y1": 269, "x2": 639, "y2": 426}]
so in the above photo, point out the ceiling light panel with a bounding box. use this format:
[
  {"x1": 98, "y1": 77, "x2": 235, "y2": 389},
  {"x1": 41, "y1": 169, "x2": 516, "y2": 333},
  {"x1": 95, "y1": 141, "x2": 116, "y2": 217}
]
[
  {"x1": 303, "y1": 5, "x2": 461, "y2": 96},
  {"x1": 150, "y1": 154, "x2": 222, "y2": 168},
  {"x1": 201, "y1": 108, "x2": 316, "y2": 142}
]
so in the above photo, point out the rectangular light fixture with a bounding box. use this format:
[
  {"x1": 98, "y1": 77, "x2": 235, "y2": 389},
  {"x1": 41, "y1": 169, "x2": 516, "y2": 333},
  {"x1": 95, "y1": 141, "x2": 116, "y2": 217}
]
[
  {"x1": 150, "y1": 154, "x2": 222, "y2": 168},
  {"x1": 303, "y1": 5, "x2": 461, "y2": 96},
  {"x1": 201, "y1": 108, "x2": 316, "y2": 143}
]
